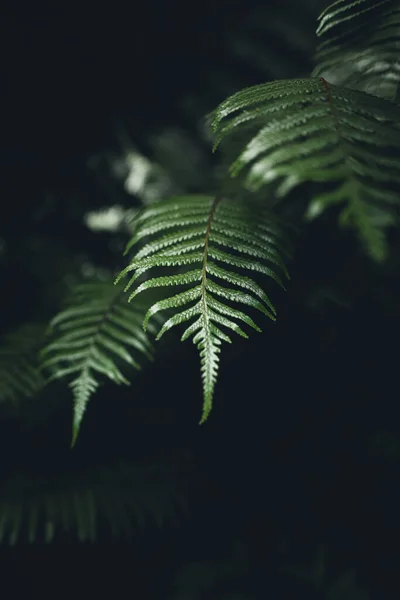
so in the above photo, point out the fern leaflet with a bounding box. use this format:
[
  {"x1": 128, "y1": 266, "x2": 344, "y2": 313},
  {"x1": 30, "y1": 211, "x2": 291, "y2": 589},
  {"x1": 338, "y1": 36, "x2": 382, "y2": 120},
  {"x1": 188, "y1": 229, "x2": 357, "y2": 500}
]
[
  {"x1": 41, "y1": 279, "x2": 157, "y2": 446},
  {"x1": 212, "y1": 77, "x2": 400, "y2": 261},
  {"x1": 116, "y1": 195, "x2": 290, "y2": 423}
]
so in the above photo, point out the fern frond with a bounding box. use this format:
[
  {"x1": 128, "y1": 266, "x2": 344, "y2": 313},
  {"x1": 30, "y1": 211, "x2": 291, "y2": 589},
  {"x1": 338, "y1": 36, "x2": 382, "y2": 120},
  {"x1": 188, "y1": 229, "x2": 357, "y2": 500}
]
[
  {"x1": 0, "y1": 457, "x2": 188, "y2": 544},
  {"x1": 312, "y1": 0, "x2": 400, "y2": 100},
  {"x1": 41, "y1": 279, "x2": 157, "y2": 446},
  {"x1": 116, "y1": 195, "x2": 289, "y2": 423},
  {"x1": 212, "y1": 77, "x2": 400, "y2": 261},
  {"x1": 0, "y1": 324, "x2": 46, "y2": 405}
]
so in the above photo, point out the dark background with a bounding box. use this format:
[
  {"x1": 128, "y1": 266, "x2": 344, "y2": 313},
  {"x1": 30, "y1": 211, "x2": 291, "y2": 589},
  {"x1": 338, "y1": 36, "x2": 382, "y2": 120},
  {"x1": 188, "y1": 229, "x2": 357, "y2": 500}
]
[{"x1": 1, "y1": 1, "x2": 400, "y2": 598}]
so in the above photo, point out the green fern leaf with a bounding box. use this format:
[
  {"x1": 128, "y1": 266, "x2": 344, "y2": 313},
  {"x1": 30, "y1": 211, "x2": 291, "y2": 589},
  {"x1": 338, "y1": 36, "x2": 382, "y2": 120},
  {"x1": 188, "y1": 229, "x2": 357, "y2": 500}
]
[
  {"x1": 212, "y1": 77, "x2": 400, "y2": 261},
  {"x1": 312, "y1": 0, "x2": 400, "y2": 100},
  {"x1": 0, "y1": 324, "x2": 46, "y2": 406},
  {"x1": 0, "y1": 456, "x2": 188, "y2": 544},
  {"x1": 116, "y1": 195, "x2": 289, "y2": 423},
  {"x1": 41, "y1": 279, "x2": 157, "y2": 446}
]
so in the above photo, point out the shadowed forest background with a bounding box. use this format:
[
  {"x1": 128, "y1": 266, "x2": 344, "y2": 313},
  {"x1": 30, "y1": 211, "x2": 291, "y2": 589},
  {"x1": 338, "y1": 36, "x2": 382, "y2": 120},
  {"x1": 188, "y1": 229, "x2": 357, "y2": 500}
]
[{"x1": 1, "y1": 1, "x2": 400, "y2": 598}]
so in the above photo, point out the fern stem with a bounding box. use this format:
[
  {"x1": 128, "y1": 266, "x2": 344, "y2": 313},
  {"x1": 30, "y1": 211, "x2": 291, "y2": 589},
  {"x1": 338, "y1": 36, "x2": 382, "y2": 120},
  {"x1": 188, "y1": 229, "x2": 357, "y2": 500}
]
[
  {"x1": 201, "y1": 196, "x2": 222, "y2": 302},
  {"x1": 199, "y1": 195, "x2": 222, "y2": 424}
]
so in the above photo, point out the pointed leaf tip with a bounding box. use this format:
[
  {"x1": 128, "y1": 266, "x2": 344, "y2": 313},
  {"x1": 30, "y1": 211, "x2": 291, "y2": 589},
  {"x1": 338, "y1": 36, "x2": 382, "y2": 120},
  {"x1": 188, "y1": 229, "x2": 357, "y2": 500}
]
[
  {"x1": 70, "y1": 425, "x2": 79, "y2": 448},
  {"x1": 71, "y1": 403, "x2": 84, "y2": 448},
  {"x1": 199, "y1": 411, "x2": 211, "y2": 425}
]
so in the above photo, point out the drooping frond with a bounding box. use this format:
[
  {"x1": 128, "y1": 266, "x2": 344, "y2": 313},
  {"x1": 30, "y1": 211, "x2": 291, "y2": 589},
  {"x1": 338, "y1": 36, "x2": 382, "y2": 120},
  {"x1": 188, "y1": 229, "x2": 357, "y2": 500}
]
[
  {"x1": 0, "y1": 456, "x2": 189, "y2": 544},
  {"x1": 0, "y1": 324, "x2": 46, "y2": 406},
  {"x1": 41, "y1": 279, "x2": 157, "y2": 446},
  {"x1": 116, "y1": 195, "x2": 290, "y2": 423},
  {"x1": 312, "y1": 0, "x2": 400, "y2": 101},
  {"x1": 212, "y1": 77, "x2": 400, "y2": 261}
]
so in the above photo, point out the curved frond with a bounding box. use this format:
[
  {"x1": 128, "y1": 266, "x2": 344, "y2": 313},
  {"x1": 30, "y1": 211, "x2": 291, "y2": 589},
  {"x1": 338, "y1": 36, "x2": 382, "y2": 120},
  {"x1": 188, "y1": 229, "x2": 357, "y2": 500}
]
[
  {"x1": 41, "y1": 279, "x2": 157, "y2": 446},
  {"x1": 116, "y1": 195, "x2": 289, "y2": 423},
  {"x1": 212, "y1": 77, "x2": 400, "y2": 261},
  {"x1": 312, "y1": 0, "x2": 400, "y2": 100},
  {"x1": 0, "y1": 324, "x2": 46, "y2": 406},
  {"x1": 0, "y1": 456, "x2": 189, "y2": 544}
]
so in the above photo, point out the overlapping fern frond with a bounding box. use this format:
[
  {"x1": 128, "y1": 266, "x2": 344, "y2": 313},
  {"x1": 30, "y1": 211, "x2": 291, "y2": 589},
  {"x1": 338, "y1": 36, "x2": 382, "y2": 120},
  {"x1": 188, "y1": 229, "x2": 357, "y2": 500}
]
[
  {"x1": 41, "y1": 279, "x2": 158, "y2": 446},
  {"x1": 312, "y1": 0, "x2": 400, "y2": 100},
  {"x1": 116, "y1": 195, "x2": 290, "y2": 423},
  {"x1": 0, "y1": 456, "x2": 189, "y2": 544},
  {"x1": 212, "y1": 77, "x2": 400, "y2": 261},
  {"x1": 0, "y1": 324, "x2": 46, "y2": 406}
]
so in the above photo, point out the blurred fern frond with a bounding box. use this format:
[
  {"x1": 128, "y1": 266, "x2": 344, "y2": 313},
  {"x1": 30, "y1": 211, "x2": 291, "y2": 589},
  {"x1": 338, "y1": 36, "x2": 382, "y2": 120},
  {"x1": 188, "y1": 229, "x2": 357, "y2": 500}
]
[
  {"x1": 212, "y1": 77, "x2": 400, "y2": 261},
  {"x1": 312, "y1": 0, "x2": 400, "y2": 100},
  {"x1": 0, "y1": 324, "x2": 46, "y2": 406},
  {"x1": 41, "y1": 278, "x2": 158, "y2": 446},
  {"x1": 0, "y1": 456, "x2": 189, "y2": 544}
]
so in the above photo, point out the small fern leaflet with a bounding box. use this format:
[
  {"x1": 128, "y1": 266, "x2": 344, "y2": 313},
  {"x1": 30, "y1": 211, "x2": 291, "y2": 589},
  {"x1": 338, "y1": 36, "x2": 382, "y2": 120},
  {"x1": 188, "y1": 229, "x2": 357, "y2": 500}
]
[{"x1": 116, "y1": 195, "x2": 290, "y2": 423}]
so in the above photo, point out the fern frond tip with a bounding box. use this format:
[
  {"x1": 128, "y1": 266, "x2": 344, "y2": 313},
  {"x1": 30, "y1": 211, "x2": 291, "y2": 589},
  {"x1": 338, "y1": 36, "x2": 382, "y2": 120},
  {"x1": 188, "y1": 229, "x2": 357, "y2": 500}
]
[
  {"x1": 117, "y1": 195, "x2": 289, "y2": 423},
  {"x1": 41, "y1": 279, "x2": 155, "y2": 443}
]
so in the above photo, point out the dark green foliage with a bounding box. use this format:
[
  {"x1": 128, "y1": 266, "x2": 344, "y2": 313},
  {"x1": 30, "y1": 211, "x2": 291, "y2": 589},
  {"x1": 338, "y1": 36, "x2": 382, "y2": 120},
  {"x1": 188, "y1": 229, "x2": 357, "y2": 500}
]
[
  {"x1": 41, "y1": 279, "x2": 158, "y2": 446},
  {"x1": 212, "y1": 77, "x2": 400, "y2": 262},
  {"x1": 116, "y1": 195, "x2": 290, "y2": 423},
  {"x1": 0, "y1": 324, "x2": 46, "y2": 406},
  {"x1": 0, "y1": 13, "x2": 400, "y2": 597},
  {"x1": 2, "y1": 0, "x2": 398, "y2": 441},
  {"x1": 312, "y1": 0, "x2": 400, "y2": 100},
  {"x1": 0, "y1": 457, "x2": 188, "y2": 544}
]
